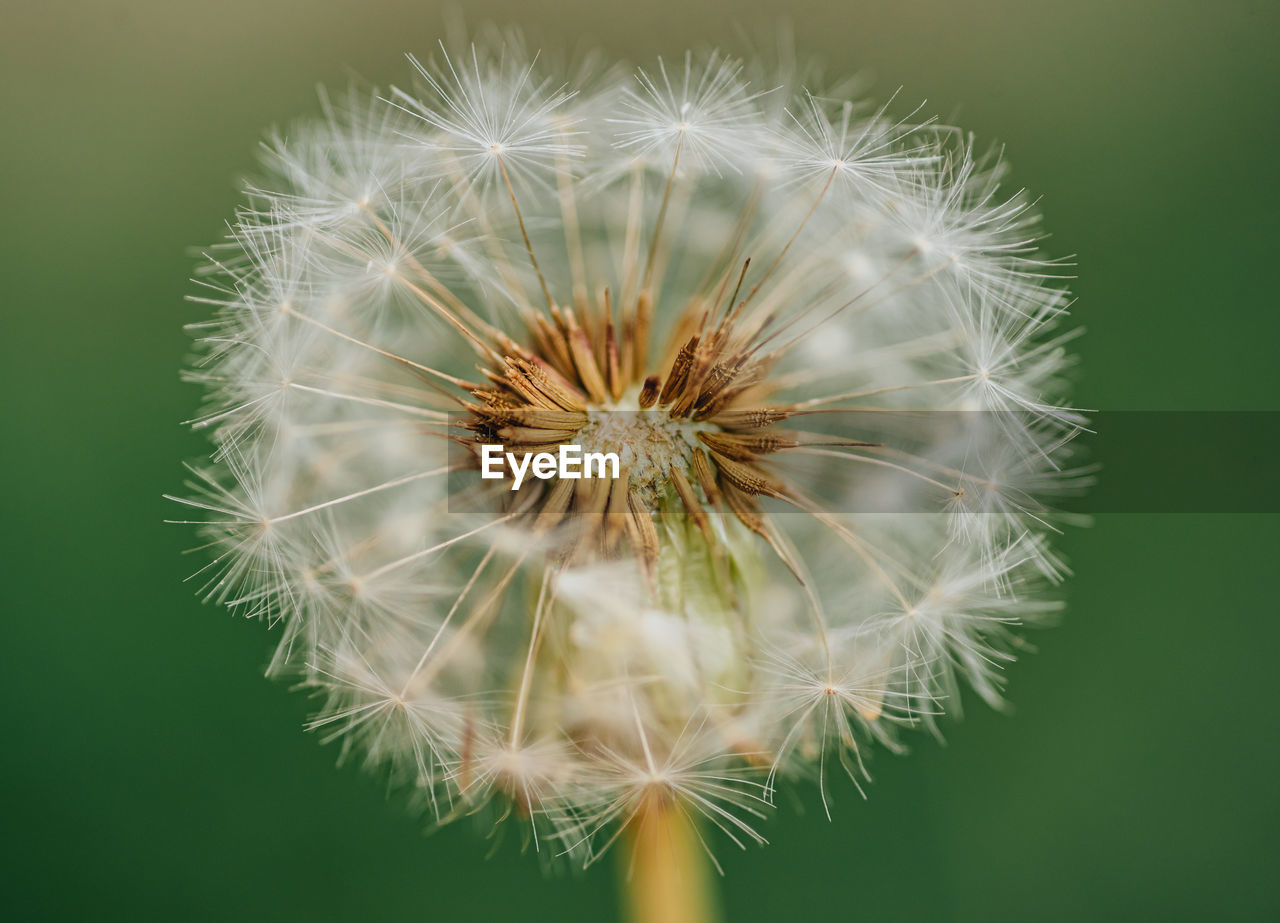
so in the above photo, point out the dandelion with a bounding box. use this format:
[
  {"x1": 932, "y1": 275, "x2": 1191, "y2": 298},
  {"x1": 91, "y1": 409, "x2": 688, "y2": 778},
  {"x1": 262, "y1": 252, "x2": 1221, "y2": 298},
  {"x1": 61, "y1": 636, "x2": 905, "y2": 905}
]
[{"x1": 175, "y1": 29, "x2": 1083, "y2": 921}]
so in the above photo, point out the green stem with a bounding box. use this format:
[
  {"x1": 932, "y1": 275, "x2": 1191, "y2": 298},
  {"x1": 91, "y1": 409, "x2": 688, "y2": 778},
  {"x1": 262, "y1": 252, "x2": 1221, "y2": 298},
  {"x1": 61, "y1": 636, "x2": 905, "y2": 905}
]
[{"x1": 623, "y1": 796, "x2": 718, "y2": 923}]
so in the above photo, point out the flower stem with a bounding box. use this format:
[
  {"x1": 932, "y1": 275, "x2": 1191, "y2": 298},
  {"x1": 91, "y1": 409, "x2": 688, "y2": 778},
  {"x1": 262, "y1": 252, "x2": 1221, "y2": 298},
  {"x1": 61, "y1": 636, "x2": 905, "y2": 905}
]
[{"x1": 623, "y1": 797, "x2": 718, "y2": 923}]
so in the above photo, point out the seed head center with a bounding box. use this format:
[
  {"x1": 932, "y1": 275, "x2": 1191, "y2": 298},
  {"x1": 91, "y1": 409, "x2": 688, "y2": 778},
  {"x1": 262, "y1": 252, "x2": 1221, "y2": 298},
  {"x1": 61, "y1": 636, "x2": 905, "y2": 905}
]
[{"x1": 578, "y1": 406, "x2": 703, "y2": 503}]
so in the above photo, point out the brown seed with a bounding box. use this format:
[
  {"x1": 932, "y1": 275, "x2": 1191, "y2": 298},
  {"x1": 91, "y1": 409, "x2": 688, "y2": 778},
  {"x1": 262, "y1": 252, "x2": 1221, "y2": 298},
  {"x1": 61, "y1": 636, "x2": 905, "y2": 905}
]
[
  {"x1": 565, "y1": 309, "x2": 609, "y2": 404},
  {"x1": 669, "y1": 465, "x2": 715, "y2": 545},
  {"x1": 710, "y1": 452, "x2": 787, "y2": 498},
  {"x1": 658, "y1": 335, "x2": 699, "y2": 406},
  {"x1": 624, "y1": 489, "x2": 659, "y2": 580},
  {"x1": 691, "y1": 448, "x2": 723, "y2": 510},
  {"x1": 719, "y1": 479, "x2": 766, "y2": 535},
  {"x1": 704, "y1": 408, "x2": 795, "y2": 431},
  {"x1": 638, "y1": 375, "x2": 661, "y2": 409}
]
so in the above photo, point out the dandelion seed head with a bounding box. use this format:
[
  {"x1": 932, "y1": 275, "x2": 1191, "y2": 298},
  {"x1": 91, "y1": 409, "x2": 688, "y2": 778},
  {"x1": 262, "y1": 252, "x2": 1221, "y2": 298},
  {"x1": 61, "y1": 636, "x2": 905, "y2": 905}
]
[{"x1": 177, "y1": 33, "x2": 1083, "y2": 865}]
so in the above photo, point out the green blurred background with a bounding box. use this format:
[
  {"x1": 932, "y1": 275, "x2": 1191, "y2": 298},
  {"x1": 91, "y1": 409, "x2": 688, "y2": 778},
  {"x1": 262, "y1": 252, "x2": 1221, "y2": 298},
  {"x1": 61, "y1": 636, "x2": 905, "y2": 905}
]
[{"x1": 2, "y1": 1, "x2": 1277, "y2": 919}]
